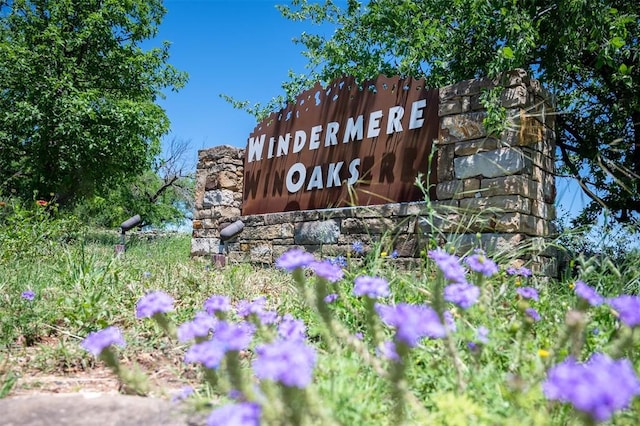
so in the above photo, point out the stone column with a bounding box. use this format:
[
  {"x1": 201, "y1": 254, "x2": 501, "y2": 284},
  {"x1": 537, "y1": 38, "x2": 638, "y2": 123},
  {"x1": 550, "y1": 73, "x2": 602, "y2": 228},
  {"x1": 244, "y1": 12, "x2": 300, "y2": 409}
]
[
  {"x1": 436, "y1": 69, "x2": 557, "y2": 275},
  {"x1": 191, "y1": 145, "x2": 244, "y2": 257}
]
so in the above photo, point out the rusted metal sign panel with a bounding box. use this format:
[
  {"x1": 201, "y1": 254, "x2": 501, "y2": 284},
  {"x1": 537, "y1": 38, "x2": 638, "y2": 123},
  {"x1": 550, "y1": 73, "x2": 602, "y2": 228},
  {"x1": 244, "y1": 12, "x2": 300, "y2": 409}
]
[{"x1": 242, "y1": 75, "x2": 439, "y2": 215}]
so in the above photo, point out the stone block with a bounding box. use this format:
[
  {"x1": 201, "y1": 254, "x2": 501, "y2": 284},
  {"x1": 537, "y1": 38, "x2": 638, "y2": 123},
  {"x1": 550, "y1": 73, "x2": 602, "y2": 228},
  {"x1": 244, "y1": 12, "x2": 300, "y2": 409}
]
[
  {"x1": 201, "y1": 218, "x2": 219, "y2": 230},
  {"x1": 454, "y1": 148, "x2": 525, "y2": 179},
  {"x1": 393, "y1": 234, "x2": 419, "y2": 257},
  {"x1": 436, "y1": 143, "x2": 456, "y2": 181},
  {"x1": 294, "y1": 220, "x2": 340, "y2": 245},
  {"x1": 216, "y1": 170, "x2": 242, "y2": 191},
  {"x1": 480, "y1": 175, "x2": 530, "y2": 197},
  {"x1": 451, "y1": 233, "x2": 525, "y2": 255},
  {"x1": 436, "y1": 180, "x2": 463, "y2": 200},
  {"x1": 499, "y1": 69, "x2": 530, "y2": 87},
  {"x1": 191, "y1": 237, "x2": 221, "y2": 256},
  {"x1": 342, "y1": 217, "x2": 395, "y2": 234},
  {"x1": 194, "y1": 208, "x2": 211, "y2": 220},
  {"x1": 493, "y1": 213, "x2": 546, "y2": 235},
  {"x1": 440, "y1": 112, "x2": 487, "y2": 143},
  {"x1": 203, "y1": 189, "x2": 236, "y2": 208},
  {"x1": 198, "y1": 145, "x2": 244, "y2": 163},
  {"x1": 440, "y1": 77, "x2": 493, "y2": 101},
  {"x1": 242, "y1": 223, "x2": 294, "y2": 240},
  {"x1": 460, "y1": 195, "x2": 531, "y2": 214},
  {"x1": 250, "y1": 243, "x2": 273, "y2": 264},
  {"x1": 543, "y1": 174, "x2": 556, "y2": 203},
  {"x1": 530, "y1": 165, "x2": 544, "y2": 183},
  {"x1": 211, "y1": 206, "x2": 241, "y2": 219},
  {"x1": 501, "y1": 85, "x2": 530, "y2": 108},
  {"x1": 439, "y1": 99, "x2": 462, "y2": 116},
  {"x1": 454, "y1": 138, "x2": 501, "y2": 156}
]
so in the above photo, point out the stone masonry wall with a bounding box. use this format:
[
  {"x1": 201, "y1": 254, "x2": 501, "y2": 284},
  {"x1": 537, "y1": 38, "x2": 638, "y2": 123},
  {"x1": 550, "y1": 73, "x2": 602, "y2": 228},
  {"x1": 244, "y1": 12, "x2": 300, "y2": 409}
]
[{"x1": 192, "y1": 70, "x2": 557, "y2": 276}]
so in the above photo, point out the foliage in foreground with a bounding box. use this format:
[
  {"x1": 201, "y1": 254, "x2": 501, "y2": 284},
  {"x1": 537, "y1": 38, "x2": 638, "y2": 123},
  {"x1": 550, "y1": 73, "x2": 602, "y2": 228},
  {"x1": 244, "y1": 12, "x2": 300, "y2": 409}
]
[{"x1": 2, "y1": 207, "x2": 640, "y2": 424}]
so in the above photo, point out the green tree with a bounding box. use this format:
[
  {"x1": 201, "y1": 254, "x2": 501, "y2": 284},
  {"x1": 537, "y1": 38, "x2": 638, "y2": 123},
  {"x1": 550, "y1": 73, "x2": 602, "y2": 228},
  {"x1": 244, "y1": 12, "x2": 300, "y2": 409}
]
[
  {"x1": 256, "y1": 0, "x2": 639, "y2": 225},
  {"x1": 74, "y1": 137, "x2": 195, "y2": 228},
  {"x1": 0, "y1": 0, "x2": 187, "y2": 204}
]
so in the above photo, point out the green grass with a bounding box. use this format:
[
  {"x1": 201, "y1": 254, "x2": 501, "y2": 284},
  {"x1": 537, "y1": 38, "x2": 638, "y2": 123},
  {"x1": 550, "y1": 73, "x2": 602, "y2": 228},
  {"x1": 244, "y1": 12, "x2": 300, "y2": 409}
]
[{"x1": 1, "y1": 208, "x2": 640, "y2": 424}]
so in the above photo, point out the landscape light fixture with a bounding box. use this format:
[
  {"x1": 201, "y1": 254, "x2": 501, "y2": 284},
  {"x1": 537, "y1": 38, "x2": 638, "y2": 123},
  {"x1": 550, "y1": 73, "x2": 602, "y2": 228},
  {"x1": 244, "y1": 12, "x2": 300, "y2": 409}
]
[
  {"x1": 115, "y1": 214, "x2": 142, "y2": 254},
  {"x1": 214, "y1": 219, "x2": 245, "y2": 267}
]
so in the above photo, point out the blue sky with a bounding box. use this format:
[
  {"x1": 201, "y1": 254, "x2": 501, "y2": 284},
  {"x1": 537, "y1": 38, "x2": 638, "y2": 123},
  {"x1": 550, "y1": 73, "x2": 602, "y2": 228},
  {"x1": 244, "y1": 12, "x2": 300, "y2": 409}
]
[
  {"x1": 153, "y1": 0, "x2": 587, "y2": 219},
  {"x1": 155, "y1": 0, "x2": 325, "y2": 164}
]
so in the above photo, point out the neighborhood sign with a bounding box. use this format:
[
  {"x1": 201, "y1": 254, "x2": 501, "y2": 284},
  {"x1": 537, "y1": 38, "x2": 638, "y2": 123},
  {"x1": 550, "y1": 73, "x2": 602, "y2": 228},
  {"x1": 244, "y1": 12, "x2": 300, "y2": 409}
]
[{"x1": 242, "y1": 75, "x2": 439, "y2": 215}]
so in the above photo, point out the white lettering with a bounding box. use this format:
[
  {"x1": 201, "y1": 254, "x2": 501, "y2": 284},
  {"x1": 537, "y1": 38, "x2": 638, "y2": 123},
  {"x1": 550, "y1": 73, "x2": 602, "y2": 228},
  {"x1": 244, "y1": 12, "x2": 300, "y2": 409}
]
[
  {"x1": 386, "y1": 106, "x2": 404, "y2": 134},
  {"x1": 409, "y1": 99, "x2": 427, "y2": 130},
  {"x1": 247, "y1": 134, "x2": 265, "y2": 163},
  {"x1": 307, "y1": 165, "x2": 324, "y2": 190},
  {"x1": 343, "y1": 115, "x2": 364, "y2": 143},
  {"x1": 347, "y1": 158, "x2": 360, "y2": 185},
  {"x1": 326, "y1": 161, "x2": 343, "y2": 187},
  {"x1": 367, "y1": 110, "x2": 383, "y2": 138},
  {"x1": 293, "y1": 130, "x2": 306, "y2": 153},
  {"x1": 267, "y1": 136, "x2": 276, "y2": 159},
  {"x1": 309, "y1": 125, "x2": 322, "y2": 150},
  {"x1": 286, "y1": 163, "x2": 306, "y2": 193},
  {"x1": 324, "y1": 122, "x2": 339, "y2": 147},
  {"x1": 276, "y1": 133, "x2": 291, "y2": 157}
]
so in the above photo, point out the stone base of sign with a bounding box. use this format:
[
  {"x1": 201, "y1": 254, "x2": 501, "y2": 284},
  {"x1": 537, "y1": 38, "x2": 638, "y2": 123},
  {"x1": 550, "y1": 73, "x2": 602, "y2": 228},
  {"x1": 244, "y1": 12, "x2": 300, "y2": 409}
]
[
  {"x1": 203, "y1": 200, "x2": 557, "y2": 277},
  {"x1": 191, "y1": 69, "x2": 558, "y2": 277}
]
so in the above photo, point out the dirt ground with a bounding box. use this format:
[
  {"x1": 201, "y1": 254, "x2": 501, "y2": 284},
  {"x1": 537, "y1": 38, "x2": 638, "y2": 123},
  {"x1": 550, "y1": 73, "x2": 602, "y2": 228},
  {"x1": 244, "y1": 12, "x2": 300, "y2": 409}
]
[{"x1": 2, "y1": 336, "x2": 194, "y2": 399}]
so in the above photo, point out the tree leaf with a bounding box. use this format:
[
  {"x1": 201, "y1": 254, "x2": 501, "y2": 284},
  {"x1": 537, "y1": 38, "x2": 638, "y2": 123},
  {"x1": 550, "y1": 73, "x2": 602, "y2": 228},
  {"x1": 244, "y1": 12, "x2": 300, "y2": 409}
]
[{"x1": 501, "y1": 46, "x2": 514, "y2": 59}]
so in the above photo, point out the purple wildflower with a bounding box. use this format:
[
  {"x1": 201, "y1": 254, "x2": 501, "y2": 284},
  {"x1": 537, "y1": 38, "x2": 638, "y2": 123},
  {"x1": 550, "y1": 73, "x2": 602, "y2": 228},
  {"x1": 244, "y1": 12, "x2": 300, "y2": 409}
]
[
  {"x1": 236, "y1": 297, "x2": 266, "y2": 318},
  {"x1": 21, "y1": 290, "x2": 35, "y2": 301},
  {"x1": 329, "y1": 256, "x2": 347, "y2": 267},
  {"x1": 275, "y1": 248, "x2": 315, "y2": 271},
  {"x1": 351, "y1": 241, "x2": 364, "y2": 254},
  {"x1": 516, "y1": 287, "x2": 539, "y2": 301},
  {"x1": 543, "y1": 353, "x2": 640, "y2": 423},
  {"x1": 171, "y1": 386, "x2": 194, "y2": 403},
  {"x1": 236, "y1": 297, "x2": 277, "y2": 326},
  {"x1": 476, "y1": 326, "x2": 489, "y2": 344},
  {"x1": 428, "y1": 249, "x2": 467, "y2": 284},
  {"x1": 390, "y1": 250, "x2": 399, "y2": 259},
  {"x1": 311, "y1": 260, "x2": 344, "y2": 282},
  {"x1": 444, "y1": 283, "x2": 480, "y2": 309},
  {"x1": 204, "y1": 295, "x2": 231, "y2": 315},
  {"x1": 465, "y1": 252, "x2": 498, "y2": 277},
  {"x1": 177, "y1": 311, "x2": 217, "y2": 342},
  {"x1": 574, "y1": 281, "x2": 604, "y2": 307},
  {"x1": 81, "y1": 326, "x2": 126, "y2": 356},
  {"x1": 507, "y1": 266, "x2": 532, "y2": 277},
  {"x1": 253, "y1": 340, "x2": 317, "y2": 388},
  {"x1": 135, "y1": 291, "x2": 174, "y2": 318},
  {"x1": 323, "y1": 293, "x2": 339, "y2": 303},
  {"x1": 377, "y1": 341, "x2": 400, "y2": 361},
  {"x1": 214, "y1": 321, "x2": 255, "y2": 352},
  {"x1": 608, "y1": 295, "x2": 640, "y2": 327},
  {"x1": 207, "y1": 402, "x2": 261, "y2": 426},
  {"x1": 184, "y1": 340, "x2": 226, "y2": 369},
  {"x1": 375, "y1": 303, "x2": 447, "y2": 346},
  {"x1": 277, "y1": 314, "x2": 307, "y2": 342},
  {"x1": 525, "y1": 307, "x2": 541, "y2": 322},
  {"x1": 353, "y1": 275, "x2": 390, "y2": 299},
  {"x1": 444, "y1": 310, "x2": 457, "y2": 333}
]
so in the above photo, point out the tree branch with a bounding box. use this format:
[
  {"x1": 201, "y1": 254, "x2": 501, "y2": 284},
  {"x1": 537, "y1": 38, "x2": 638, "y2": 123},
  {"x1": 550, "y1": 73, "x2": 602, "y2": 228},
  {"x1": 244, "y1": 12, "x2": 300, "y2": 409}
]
[{"x1": 558, "y1": 142, "x2": 608, "y2": 211}]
